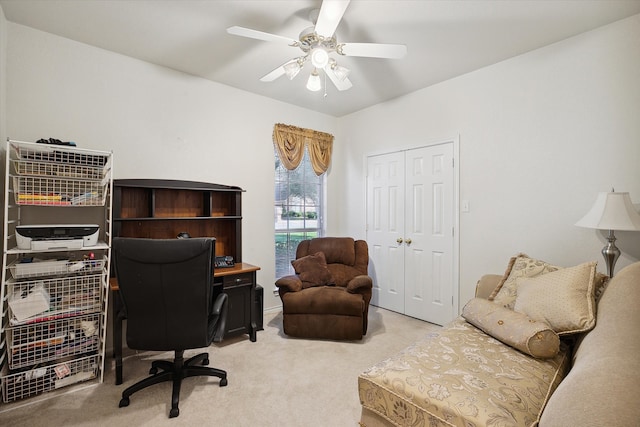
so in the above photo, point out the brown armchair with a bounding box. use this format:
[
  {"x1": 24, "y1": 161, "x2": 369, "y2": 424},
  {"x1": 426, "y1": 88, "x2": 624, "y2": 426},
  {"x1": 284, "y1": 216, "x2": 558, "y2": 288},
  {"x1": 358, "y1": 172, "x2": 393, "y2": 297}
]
[{"x1": 276, "y1": 237, "x2": 372, "y2": 340}]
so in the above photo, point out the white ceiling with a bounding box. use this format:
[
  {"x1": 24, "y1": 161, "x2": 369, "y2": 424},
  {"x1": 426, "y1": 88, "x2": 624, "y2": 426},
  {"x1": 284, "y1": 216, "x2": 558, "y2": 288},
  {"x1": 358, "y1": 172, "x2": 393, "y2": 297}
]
[{"x1": 2, "y1": 0, "x2": 640, "y2": 117}]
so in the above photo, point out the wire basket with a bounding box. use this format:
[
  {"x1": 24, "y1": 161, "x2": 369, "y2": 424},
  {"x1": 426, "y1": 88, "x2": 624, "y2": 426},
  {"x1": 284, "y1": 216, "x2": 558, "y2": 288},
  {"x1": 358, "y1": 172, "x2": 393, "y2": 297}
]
[
  {"x1": 7, "y1": 274, "x2": 103, "y2": 326},
  {"x1": 8, "y1": 257, "x2": 106, "y2": 280},
  {"x1": 1, "y1": 354, "x2": 98, "y2": 403},
  {"x1": 13, "y1": 175, "x2": 107, "y2": 206},
  {"x1": 7, "y1": 313, "x2": 101, "y2": 369},
  {"x1": 13, "y1": 159, "x2": 107, "y2": 181},
  {"x1": 11, "y1": 141, "x2": 108, "y2": 168}
]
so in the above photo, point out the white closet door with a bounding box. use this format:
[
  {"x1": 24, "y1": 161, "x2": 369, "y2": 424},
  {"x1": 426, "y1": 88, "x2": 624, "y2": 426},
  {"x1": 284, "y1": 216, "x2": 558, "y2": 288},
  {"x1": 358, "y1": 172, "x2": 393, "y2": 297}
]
[
  {"x1": 366, "y1": 151, "x2": 405, "y2": 314},
  {"x1": 404, "y1": 143, "x2": 454, "y2": 325}
]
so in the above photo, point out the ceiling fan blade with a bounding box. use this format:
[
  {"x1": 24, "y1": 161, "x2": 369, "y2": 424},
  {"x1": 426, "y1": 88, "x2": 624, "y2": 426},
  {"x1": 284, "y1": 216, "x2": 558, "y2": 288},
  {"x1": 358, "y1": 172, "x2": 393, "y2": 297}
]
[
  {"x1": 314, "y1": 0, "x2": 350, "y2": 38},
  {"x1": 339, "y1": 42, "x2": 407, "y2": 59},
  {"x1": 324, "y1": 65, "x2": 352, "y2": 91},
  {"x1": 227, "y1": 26, "x2": 298, "y2": 45},
  {"x1": 260, "y1": 62, "x2": 289, "y2": 82},
  {"x1": 260, "y1": 58, "x2": 305, "y2": 82}
]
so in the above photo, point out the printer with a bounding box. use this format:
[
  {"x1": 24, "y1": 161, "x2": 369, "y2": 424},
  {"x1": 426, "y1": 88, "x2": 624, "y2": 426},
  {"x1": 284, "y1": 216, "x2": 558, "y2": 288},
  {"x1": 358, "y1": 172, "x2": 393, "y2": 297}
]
[{"x1": 16, "y1": 224, "x2": 100, "y2": 250}]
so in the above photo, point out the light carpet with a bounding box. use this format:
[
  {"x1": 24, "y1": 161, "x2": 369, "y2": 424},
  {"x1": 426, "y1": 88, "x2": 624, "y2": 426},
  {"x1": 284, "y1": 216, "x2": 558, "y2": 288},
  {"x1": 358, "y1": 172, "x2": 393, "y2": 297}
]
[{"x1": 0, "y1": 306, "x2": 440, "y2": 427}]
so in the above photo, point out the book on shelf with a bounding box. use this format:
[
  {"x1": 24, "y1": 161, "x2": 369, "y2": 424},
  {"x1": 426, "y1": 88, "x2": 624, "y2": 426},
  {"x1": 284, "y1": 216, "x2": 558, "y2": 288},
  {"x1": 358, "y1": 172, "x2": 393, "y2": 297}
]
[
  {"x1": 18, "y1": 193, "x2": 62, "y2": 201},
  {"x1": 9, "y1": 308, "x2": 87, "y2": 326},
  {"x1": 18, "y1": 201, "x2": 72, "y2": 206},
  {"x1": 17, "y1": 194, "x2": 71, "y2": 205}
]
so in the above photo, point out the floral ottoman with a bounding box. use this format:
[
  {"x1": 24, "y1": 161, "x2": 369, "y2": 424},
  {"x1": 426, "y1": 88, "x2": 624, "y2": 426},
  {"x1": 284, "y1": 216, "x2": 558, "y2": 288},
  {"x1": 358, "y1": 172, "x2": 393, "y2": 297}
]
[{"x1": 358, "y1": 318, "x2": 569, "y2": 427}]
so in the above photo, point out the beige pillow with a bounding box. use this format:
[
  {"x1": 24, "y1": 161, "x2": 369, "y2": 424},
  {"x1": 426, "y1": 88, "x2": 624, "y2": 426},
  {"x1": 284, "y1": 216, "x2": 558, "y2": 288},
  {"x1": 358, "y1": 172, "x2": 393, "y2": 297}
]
[
  {"x1": 490, "y1": 254, "x2": 561, "y2": 309},
  {"x1": 462, "y1": 297, "x2": 559, "y2": 358},
  {"x1": 593, "y1": 272, "x2": 609, "y2": 303},
  {"x1": 487, "y1": 255, "x2": 519, "y2": 300},
  {"x1": 514, "y1": 261, "x2": 597, "y2": 335}
]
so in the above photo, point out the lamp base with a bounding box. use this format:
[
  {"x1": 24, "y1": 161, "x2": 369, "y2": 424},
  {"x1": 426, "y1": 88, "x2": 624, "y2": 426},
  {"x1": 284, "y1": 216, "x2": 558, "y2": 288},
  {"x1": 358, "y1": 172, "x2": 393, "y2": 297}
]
[{"x1": 602, "y1": 230, "x2": 621, "y2": 278}]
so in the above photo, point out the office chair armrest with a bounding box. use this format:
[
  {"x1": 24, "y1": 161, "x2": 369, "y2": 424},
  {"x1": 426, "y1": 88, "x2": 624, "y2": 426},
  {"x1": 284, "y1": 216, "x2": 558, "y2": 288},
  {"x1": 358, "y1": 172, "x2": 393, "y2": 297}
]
[
  {"x1": 211, "y1": 293, "x2": 228, "y2": 343},
  {"x1": 212, "y1": 292, "x2": 228, "y2": 316},
  {"x1": 346, "y1": 275, "x2": 373, "y2": 294},
  {"x1": 275, "y1": 275, "x2": 303, "y2": 293}
]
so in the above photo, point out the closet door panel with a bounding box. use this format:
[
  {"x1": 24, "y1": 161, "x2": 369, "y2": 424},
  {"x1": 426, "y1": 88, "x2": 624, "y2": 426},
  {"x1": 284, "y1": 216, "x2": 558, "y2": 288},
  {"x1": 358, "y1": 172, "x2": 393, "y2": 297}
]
[
  {"x1": 367, "y1": 152, "x2": 405, "y2": 314},
  {"x1": 405, "y1": 145, "x2": 454, "y2": 325}
]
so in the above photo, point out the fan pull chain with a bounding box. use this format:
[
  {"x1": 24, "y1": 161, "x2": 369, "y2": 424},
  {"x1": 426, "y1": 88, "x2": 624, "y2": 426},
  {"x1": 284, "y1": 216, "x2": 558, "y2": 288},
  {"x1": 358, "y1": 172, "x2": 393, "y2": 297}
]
[{"x1": 324, "y1": 72, "x2": 328, "y2": 98}]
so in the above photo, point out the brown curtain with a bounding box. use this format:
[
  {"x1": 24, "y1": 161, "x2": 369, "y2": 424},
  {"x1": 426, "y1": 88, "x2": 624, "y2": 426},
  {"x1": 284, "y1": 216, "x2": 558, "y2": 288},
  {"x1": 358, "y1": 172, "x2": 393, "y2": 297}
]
[{"x1": 273, "y1": 123, "x2": 333, "y2": 176}]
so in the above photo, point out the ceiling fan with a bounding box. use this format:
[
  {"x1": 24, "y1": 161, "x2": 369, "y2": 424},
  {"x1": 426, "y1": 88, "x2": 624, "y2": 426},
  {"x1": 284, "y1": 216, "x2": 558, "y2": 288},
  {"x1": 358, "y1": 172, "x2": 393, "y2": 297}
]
[{"x1": 226, "y1": 0, "x2": 407, "y2": 93}]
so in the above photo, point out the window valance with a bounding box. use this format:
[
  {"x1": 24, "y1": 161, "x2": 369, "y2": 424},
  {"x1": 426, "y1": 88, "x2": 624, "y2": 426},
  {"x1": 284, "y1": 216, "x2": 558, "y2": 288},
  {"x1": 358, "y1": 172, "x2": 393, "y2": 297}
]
[{"x1": 272, "y1": 123, "x2": 334, "y2": 176}]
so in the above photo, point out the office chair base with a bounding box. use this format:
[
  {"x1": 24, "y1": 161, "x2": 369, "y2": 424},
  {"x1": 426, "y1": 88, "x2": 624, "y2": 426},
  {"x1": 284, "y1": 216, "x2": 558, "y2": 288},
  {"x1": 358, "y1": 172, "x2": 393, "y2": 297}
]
[{"x1": 119, "y1": 350, "x2": 227, "y2": 418}]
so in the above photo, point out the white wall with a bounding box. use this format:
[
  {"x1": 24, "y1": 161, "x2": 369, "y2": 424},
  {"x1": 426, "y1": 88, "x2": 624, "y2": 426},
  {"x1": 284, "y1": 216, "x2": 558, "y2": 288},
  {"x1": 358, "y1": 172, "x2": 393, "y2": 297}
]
[
  {"x1": 6, "y1": 14, "x2": 640, "y2": 317},
  {"x1": 1, "y1": 6, "x2": 7, "y2": 257},
  {"x1": 333, "y1": 14, "x2": 640, "y2": 306},
  {"x1": 5, "y1": 22, "x2": 338, "y2": 311},
  {"x1": 0, "y1": 6, "x2": 6, "y2": 145}
]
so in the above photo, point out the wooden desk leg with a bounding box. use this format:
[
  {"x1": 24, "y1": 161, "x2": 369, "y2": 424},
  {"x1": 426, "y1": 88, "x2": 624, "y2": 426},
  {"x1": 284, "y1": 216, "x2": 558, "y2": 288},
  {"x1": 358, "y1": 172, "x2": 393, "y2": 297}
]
[{"x1": 112, "y1": 290, "x2": 123, "y2": 385}]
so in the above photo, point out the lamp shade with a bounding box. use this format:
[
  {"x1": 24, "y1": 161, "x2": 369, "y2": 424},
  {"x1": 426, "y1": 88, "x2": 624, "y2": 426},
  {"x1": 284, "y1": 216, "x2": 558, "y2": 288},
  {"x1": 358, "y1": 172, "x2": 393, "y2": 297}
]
[
  {"x1": 306, "y1": 69, "x2": 321, "y2": 92},
  {"x1": 575, "y1": 192, "x2": 640, "y2": 231},
  {"x1": 332, "y1": 64, "x2": 350, "y2": 81},
  {"x1": 283, "y1": 61, "x2": 301, "y2": 80}
]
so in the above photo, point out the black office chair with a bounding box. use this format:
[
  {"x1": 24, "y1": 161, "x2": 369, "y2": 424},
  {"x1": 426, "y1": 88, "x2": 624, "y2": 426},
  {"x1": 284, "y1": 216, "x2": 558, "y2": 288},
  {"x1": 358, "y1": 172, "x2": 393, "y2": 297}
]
[{"x1": 112, "y1": 237, "x2": 228, "y2": 418}]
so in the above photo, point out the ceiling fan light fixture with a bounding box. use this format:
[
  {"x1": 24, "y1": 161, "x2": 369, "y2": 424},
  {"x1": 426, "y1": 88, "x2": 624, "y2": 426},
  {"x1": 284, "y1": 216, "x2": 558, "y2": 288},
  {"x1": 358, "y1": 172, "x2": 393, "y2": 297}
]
[
  {"x1": 332, "y1": 63, "x2": 350, "y2": 81},
  {"x1": 228, "y1": 0, "x2": 406, "y2": 95},
  {"x1": 310, "y1": 48, "x2": 329, "y2": 69},
  {"x1": 283, "y1": 61, "x2": 302, "y2": 80},
  {"x1": 306, "y1": 69, "x2": 322, "y2": 92}
]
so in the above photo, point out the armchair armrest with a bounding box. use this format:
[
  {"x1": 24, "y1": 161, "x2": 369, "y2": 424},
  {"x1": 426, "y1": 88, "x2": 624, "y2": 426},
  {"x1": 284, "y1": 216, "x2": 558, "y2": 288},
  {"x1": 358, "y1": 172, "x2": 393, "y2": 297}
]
[
  {"x1": 475, "y1": 274, "x2": 503, "y2": 299},
  {"x1": 275, "y1": 275, "x2": 303, "y2": 294},
  {"x1": 346, "y1": 275, "x2": 373, "y2": 294}
]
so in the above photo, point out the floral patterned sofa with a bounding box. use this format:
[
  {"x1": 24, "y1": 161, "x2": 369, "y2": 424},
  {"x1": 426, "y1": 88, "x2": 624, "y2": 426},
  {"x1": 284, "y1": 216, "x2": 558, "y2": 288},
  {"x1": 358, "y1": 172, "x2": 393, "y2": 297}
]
[{"x1": 358, "y1": 256, "x2": 640, "y2": 427}]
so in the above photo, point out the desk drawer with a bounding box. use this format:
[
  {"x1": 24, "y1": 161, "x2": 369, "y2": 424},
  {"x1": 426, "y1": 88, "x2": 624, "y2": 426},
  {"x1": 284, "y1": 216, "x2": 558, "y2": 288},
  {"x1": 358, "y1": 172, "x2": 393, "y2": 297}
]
[{"x1": 223, "y1": 273, "x2": 253, "y2": 288}]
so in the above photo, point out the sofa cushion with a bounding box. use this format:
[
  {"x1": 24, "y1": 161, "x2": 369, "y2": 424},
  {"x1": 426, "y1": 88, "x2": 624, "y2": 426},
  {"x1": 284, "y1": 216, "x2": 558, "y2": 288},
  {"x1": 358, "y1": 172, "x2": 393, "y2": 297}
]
[
  {"x1": 291, "y1": 252, "x2": 334, "y2": 289},
  {"x1": 359, "y1": 317, "x2": 570, "y2": 427},
  {"x1": 514, "y1": 261, "x2": 597, "y2": 335},
  {"x1": 489, "y1": 253, "x2": 561, "y2": 309},
  {"x1": 539, "y1": 261, "x2": 640, "y2": 426},
  {"x1": 462, "y1": 297, "x2": 559, "y2": 358}
]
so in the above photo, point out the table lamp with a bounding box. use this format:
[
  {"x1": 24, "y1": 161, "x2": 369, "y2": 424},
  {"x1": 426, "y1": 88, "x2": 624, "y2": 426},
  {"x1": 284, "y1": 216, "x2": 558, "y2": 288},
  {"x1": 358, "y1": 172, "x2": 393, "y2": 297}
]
[{"x1": 575, "y1": 190, "x2": 640, "y2": 277}]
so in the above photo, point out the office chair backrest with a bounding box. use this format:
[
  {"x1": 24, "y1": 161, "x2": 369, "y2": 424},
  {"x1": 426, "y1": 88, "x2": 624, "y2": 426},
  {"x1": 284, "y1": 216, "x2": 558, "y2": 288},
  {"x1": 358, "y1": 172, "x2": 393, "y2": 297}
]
[{"x1": 113, "y1": 237, "x2": 215, "y2": 351}]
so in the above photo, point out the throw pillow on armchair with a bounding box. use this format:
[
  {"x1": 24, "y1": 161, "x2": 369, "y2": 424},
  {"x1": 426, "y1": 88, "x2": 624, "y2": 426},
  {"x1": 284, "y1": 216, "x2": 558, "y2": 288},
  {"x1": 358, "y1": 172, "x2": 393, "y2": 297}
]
[{"x1": 291, "y1": 251, "x2": 335, "y2": 289}]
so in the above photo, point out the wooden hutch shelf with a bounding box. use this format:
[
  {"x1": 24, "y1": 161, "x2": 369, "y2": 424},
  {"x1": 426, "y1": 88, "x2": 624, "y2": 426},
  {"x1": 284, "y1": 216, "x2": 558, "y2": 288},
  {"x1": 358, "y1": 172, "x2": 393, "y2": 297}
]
[{"x1": 112, "y1": 179, "x2": 243, "y2": 261}]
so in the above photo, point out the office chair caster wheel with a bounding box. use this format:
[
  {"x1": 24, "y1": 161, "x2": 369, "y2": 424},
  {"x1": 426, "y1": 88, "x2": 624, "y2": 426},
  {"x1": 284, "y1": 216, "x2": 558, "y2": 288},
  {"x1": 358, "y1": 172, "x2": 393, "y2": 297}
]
[
  {"x1": 220, "y1": 378, "x2": 228, "y2": 387},
  {"x1": 202, "y1": 357, "x2": 209, "y2": 366},
  {"x1": 119, "y1": 397, "x2": 130, "y2": 408},
  {"x1": 149, "y1": 367, "x2": 158, "y2": 375},
  {"x1": 170, "y1": 408, "x2": 179, "y2": 418}
]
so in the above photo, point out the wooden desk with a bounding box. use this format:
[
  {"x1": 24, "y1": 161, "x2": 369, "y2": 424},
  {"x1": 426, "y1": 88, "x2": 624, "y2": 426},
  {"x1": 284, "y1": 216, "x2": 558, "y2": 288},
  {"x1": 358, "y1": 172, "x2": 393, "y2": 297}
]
[{"x1": 111, "y1": 262, "x2": 260, "y2": 385}]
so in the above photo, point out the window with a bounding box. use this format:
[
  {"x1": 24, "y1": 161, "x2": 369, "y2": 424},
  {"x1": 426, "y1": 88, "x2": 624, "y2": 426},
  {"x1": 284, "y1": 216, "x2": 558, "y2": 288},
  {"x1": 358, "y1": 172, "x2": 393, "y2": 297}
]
[{"x1": 275, "y1": 150, "x2": 324, "y2": 277}]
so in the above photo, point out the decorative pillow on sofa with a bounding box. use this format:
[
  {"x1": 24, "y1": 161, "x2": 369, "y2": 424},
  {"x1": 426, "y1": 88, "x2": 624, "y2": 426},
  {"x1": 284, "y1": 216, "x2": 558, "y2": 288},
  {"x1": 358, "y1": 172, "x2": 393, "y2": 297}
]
[
  {"x1": 489, "y1": 253, "x2": 561, "y2": 309},
  {"x1": 462, "y1": 297, "x2": 560, "y2": 358},
  {"x1": 291, "y1": 252, "x2": 335, "y2": 289},
  {"x1": 514, "y1": 261, "x2": 597, "y2": 335},
  {"x1": 593, "y1": 272, "x2": 610, "y2": 302}
]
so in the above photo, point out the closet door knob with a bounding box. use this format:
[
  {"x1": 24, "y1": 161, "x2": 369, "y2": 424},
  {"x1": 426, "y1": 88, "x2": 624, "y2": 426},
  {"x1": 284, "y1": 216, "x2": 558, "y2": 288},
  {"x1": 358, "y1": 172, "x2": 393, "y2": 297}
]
[
  {"x1": 405, "y1": 238, "x2": 412, "y2": 245},
  {"x1": 396, "y1": 238, "x2": 403, "y2": 244}
]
